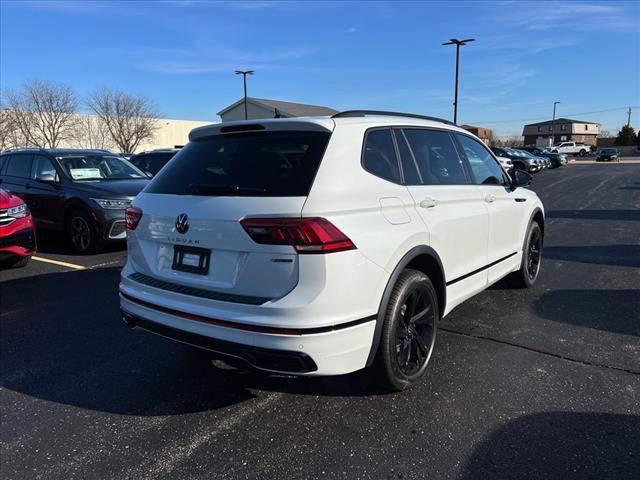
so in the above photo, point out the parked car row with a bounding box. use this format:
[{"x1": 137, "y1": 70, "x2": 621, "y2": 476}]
[{"x1": 490, "y1": 146, "x2": 567, "y2": 173}]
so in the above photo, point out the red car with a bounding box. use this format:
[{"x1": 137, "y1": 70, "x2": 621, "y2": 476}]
[{"x1": 0, "y1": 188, "x2": 36, "y2": 268}]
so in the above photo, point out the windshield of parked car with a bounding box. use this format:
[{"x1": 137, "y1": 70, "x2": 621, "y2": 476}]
[
  {"x1": 601, "y1": 148, "x2": 617, "y2": 154},
  {"x1": 56, "y1": 154, "x2": 146, "y2": 181},
  {"x1": 507, "y1": 149, "x2": 530, "y2": 157}
]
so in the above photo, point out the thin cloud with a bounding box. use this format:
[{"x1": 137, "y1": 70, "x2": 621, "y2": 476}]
[{"x1": 496, "y1": 1, "x2": 639, "y2": 32}]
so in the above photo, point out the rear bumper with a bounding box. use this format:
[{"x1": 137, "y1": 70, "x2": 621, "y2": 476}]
[
  {"x1": 120, "y1": 291, "x2": 377, "y2": 376},
  {"x1": 122, "y1": 309, "x2": 319, "y2": 373}
]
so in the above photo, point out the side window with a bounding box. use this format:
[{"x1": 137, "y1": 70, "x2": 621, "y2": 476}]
[
  {"x1": 403, "y1": 129, "x2": 467, "y2": 185},
  {"x1": 362, "y1": 129, "x2": 401, "y2": 183},
  {"x1": 393, "y1": 129, "x2": 422, "y2": 185},
  {"x1": 455, "y1": 134, "x2": 508, "y2": 186},
  {"x1": 4, "y1": 154, "x2": 33, "y2": 178},
  {"x1": 31, "y1": 155, "x2": 59, "y2": 181},
  {"x1": 0, "y1": 155, "x2": 9, "y2": 174}
]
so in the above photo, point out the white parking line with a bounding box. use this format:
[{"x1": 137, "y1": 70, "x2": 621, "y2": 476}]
[{"x1": 31, "y1": 256, "x2": 86, "y2": 270}]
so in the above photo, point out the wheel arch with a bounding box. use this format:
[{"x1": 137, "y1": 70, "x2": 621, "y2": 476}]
[
  {"x1": 365, "y1": 245, "x2": 446, "y2": 367},
  {"x1": 63, "y1": 199, "x2": 93, "y2": 225}
]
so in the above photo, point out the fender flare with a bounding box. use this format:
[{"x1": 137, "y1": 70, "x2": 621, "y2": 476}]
[{"x1": 365, "y1": 245, "x2": 445, "y2": 367}]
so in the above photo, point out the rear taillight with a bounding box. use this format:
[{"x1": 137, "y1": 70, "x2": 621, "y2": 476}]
[
  {"x1": 125, "y1": 206, "x2": 143, "y2": 230},
  {"x1": 240, "y1": 217, "x2": 356, "y2": 254}
]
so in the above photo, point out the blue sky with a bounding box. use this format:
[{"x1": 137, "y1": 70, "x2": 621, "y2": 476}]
[{"x1": 1, "y1": 0, "x2": 639, "y2": 137}]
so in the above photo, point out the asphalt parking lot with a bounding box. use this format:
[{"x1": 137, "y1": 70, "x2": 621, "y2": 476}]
[{"x1": 1, "y1": 163, "x2": 639, "y2": 480}]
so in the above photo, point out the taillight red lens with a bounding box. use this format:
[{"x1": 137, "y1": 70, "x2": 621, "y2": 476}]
[
  {"x1": 240, "y1": 217, "x2": 356, "y2": 254},
  {"x1": 125, "y1": 206, "x2": 143, "y2": 230}
]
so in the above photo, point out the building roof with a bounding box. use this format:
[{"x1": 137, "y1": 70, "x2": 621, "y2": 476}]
[
  {"x1": 524, "y1": 118, "x2": 600, "y2": 127},
  {"x1": 217, "y1": 97, "x2": 338, "y2": 117}
]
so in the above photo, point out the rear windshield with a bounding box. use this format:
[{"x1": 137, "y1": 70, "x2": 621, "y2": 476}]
[{"x1": 146, "y1": 130, "x2": 330, "y2": 196}]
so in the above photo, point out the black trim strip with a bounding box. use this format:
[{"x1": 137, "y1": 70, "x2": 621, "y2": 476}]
[
  {"x1": 515, "y1": 198, "x2": 527, "y2": 203},
  {"x1": 120, "y1": 291, "x2": 375, "y2": 336},
  {"x1": 128, "y1": 272, "x2": 270, "y2": 305},
  {"x1": 446, "y1": 252, "x2": 518, "y2": 286}
]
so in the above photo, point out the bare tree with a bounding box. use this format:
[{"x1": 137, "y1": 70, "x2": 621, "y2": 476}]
[
  {"x1": 4, "y1": 80, "x2": 79, "y2": 148},
  {"x1": 72, "y1": 114, "x2": 114, "y2": 150},
  {"x1": 599, "y1": 130, "x2": 614, "y2": 138},
  {"x1": 87, "y1": 88, "x2": 159, "y2": 153}
]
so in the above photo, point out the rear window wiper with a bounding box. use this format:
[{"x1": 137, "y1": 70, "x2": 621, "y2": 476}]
[{"x1": 189, "y1": 183, "x2": 267, "y2": 195}]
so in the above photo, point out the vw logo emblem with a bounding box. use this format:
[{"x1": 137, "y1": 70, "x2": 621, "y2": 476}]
[{"x1": 175, "y1": 213, "x2": 189, "y2": 234}]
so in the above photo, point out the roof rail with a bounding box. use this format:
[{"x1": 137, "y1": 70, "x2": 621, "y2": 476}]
[
  {"x1": 332, "y1": 110, "x2": 456, "y2": 126},
  {"x1": 0, "y1": 147, "x2": 47, "y2": 154}
]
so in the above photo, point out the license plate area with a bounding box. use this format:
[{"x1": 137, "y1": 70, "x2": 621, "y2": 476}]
[{"x1": 172, "y1": 245, "x2": 211, "y2": 275}]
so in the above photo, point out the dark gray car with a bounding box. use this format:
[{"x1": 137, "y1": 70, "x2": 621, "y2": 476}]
[{"x1": 0, "y1": 148, "x2": 149, "y2": 253}]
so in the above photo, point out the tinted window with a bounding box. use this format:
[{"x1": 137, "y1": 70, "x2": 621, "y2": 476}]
[
  {"x1": 362, "y1": 129, "x2": 401, "y2": 183},
  {"x1": 403, "y1": 129, "x2": 467, "y2": 185},
  {"x1": 5, "y1": 154, "x2": 33, "y2": 178},
  {"x1": 393, "y1": 129, "x2": 421, "y2": 185},
  {"x1": 0, "y1": 155, "x2": 9, "y2": 174},
  {"x1": 31, "y1": 154, "x2": 59, "y2": 180},
  {"x1": 131, "y1": 152, "x2": 176, "y2": 176},
  {"x1": 147, "y1": 131, "x2": 330, "y2": 196},
  {"x1": 456, "y1": 134, "x2": 508, "y2": 186}
]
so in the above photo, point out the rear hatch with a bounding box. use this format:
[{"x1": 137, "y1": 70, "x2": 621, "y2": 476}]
[{"x1": 128, "y1": 120, "x2": 333, "y2": 301}]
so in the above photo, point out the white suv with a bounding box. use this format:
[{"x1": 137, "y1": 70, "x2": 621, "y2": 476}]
[{"x1": 120, "y1": 111, "x2": 544, "y2": 391}]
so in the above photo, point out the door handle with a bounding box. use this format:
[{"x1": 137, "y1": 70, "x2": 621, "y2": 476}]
[
  {"x1": 484, "y1": 195, "x2": 495, "y2": 203},
  {"x1": 419, "y1": 197, "x2": 438, "y2": 209}
]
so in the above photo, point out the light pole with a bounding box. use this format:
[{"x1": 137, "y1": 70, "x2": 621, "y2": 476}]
[
  {"x1": 442, "y1": 38, "x2": 475, "y2": 124},
  {"x1": 551, "y1": 101, "x2": 560, "y2": 148},
  {"x1": 234, "y1": 70, "x2": 254, "y2": 120}
]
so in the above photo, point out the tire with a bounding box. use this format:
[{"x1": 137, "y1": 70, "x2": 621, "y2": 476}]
[
  {"x1": 579, "y1": 149, "x2": 586, "y2": 157},
  {"x1": 507, "y1": 221, "x2": 542, "y2": 288},
  {"x1": 372, "y1": 269, "x2": 439, "y2": 392},
  {"x1": 1, "y1": 256, "x2": 31, "y2": 269},
  {"x1": 66, "y1": 209, "x2": 99, "y2": 254}
]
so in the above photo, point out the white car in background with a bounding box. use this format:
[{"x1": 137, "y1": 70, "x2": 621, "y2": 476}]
[
  {"x1": 120, "y1": 111, "x2": 545, "y2": 391},
  {"x1": 551, "y1": 141, "x2": 590, "y2": 157},
  {"x1": 495, "y1": 155, "x2": 513, "y2": 172}
]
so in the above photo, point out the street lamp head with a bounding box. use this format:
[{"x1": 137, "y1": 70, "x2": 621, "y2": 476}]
[
  {"x1": 443, "y1": 38, "x2": 475, "y2": 46},
  {"x1": 235, "y1": 70, "x2": 255, "y2": 75}
]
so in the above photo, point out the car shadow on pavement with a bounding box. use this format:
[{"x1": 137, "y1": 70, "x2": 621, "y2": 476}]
[
  {"x1": 34, "y1": 231, "x2": 126, "y2": 256},
  {"x1": 462, "y1": 412, "x2": 640, "y2": 480},
  {"x1": 547, "y1": 209, "x2": 640, "y2": 221},
  {"x1": 532, "y1": 289, "x2": 640, "y2": 337},
  {"x1": 543, "y1": 244, "x2": 640, "y2": 268},
  {"x1": 0, "y1": 268, "x2": 385, "y2": 417}
]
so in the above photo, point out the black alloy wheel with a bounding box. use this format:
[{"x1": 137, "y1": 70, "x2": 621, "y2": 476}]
[
  {"x1": 526, "y1": 226, "x2": 542, "y2": 282},
  {"x1": 373, "y1": 269, "x2": 438, "y2": 391},
  {"x1": 395, "y1": 285, "x2": 436, "y2": 377},
  {"x1": 507, "y1": 221, "x2": 543, "y2": 288},
  {"x1": 66, "y1": 210, "x2": 98, "y2": 254}
]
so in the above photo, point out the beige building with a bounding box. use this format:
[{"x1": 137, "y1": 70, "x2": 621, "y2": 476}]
[
  {"x1": 53, "y1": 114, "x2": 214, "y2": 153},
  {"x1": 522, "y1": 118, "x2": 600, "y2": 146},
  {"x1": 218, "y1": 97, "x2": 337, "y2": 122}
]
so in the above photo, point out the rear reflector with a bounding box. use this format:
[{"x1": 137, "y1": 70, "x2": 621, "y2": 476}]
[
  {"x1": 240, "y1": 217, "x2": 356, "y2": 254},
  {"x1": 125, "y1": 206, "x2": 143, "y2": 230}
]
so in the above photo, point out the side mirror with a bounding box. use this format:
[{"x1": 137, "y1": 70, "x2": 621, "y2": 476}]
[
  {"x1": 36, "y1": 173, "x2": 56, "y2": 184},
  {"x1": 510, "y1": 169, "x2": 532, "y2": 191}
]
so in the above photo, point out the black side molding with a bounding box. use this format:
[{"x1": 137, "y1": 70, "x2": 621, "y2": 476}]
[{"x1": 446, "y1": 252, "x2": 518, "y2": 286}]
